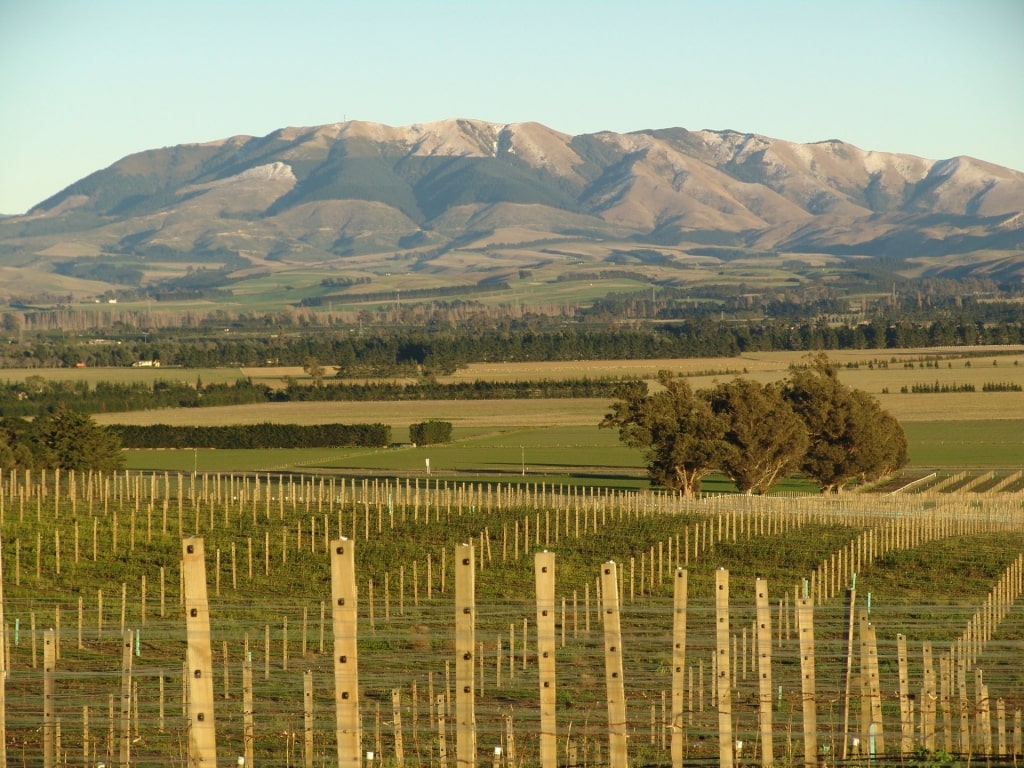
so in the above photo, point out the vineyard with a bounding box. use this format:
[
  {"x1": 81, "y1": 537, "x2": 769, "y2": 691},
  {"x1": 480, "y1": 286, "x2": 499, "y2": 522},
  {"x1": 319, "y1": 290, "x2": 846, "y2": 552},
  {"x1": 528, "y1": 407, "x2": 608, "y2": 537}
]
[{"x1": 1, "y1": 470, "x2": 1023, "y2": 767}]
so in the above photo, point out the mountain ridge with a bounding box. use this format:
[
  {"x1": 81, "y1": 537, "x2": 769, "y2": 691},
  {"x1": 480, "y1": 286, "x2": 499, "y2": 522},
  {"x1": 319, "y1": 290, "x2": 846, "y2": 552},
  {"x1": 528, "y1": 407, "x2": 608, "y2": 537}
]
[{"x1": 2, "y1": 118, "x2": 1022, "y2": 301}]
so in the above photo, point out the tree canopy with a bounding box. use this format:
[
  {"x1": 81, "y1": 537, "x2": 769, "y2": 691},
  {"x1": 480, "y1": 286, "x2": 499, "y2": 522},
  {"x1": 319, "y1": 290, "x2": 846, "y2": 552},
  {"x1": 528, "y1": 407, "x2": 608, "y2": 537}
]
[
  {"x1": 783, "y1": 354, "x2": 908, "y2": 492},
  {"x1": 707, "y1": 378, "x2": 809, "y2": 494},
  {"x1": 600, "y1": 374, "x2": 729, "y2": 497},
  {"x1": 602, "y1": 358, "x2": 908, "y2": 495},
  {"x1": 0, "y1": 407, "x2": 124, "y2": 472}
]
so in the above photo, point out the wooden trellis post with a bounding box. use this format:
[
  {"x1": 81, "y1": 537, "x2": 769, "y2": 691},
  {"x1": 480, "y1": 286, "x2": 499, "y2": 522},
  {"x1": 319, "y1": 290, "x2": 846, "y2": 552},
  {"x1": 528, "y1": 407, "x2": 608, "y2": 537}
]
[
  {"x1": 841, "y1": 580, "x2": 857, "y2": 761},
  {"x1": 671, "y1": 568, "x2": 688, "y2": 768},
  {"x1": 859, "y1": 609, "x2": 884, "y2": 757},
  {"x1": 601, "y1": 560, "x2": 628, "y2": 768},
  {"x1": 922, "y1": 642, "x2": 936, "y2": 751},
  {"x1": 182, "y1": 537, "x2": 218, "y2": 766},
  {"x1": 897, "y1": 633, "x2": 913, "y2": 754},
  {"x1": 797, "y1": 597, "x2": 818, "y2": 768},
  {"x1": 535, "y1": 551, "x2": 557, "y2": 768},
  {"x1": 243, "y1": 656, "x2": 254, "y2": 768},
  {"x1": 331, "y1": 538, "x2": 361, "y2": 768},
  {"x1": 43, "y1": 629, "x2": 56, "y2": 768},
  {"x1": 392, "y1": 689, "x2": 405, "y2": 768},
  {"x1": 120, "y1": 629, "x2": 134, "y2": 767},
  {"x1": 755, "y1": 577, "x2": 774, "y2": 766},
  {"x1": 304, "y1": 669, "x2": 314, "y2": 768},
  {"x1": 455, "y1": 543, "x2": 476, "y2": 768},
  {"x1": 715, "y1": 569, "x2": 733, "y2": 768}
]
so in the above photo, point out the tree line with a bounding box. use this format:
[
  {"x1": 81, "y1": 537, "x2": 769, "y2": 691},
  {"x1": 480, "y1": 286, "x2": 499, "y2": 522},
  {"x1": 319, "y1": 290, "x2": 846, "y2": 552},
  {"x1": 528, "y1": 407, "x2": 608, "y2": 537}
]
[
  {"x1": 109, "y1": 422, "x2": 391, "y2": 450},
  {"x1": 4, "y1": 309, "x2": 1024, "y2": 371},
  {"x1": 0, "y1": 376, "x2": 632, "y2": 418},
  {"x1": 601, "y1": 354, "x2": 908, "y2": 495}
]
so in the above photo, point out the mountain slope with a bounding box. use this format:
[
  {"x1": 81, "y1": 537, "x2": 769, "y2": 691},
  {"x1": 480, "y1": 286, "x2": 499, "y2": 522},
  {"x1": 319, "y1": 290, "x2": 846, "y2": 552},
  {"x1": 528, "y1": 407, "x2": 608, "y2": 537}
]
[{"x1": 1, "y1": 118, "x2": 1022, "y2": 300}]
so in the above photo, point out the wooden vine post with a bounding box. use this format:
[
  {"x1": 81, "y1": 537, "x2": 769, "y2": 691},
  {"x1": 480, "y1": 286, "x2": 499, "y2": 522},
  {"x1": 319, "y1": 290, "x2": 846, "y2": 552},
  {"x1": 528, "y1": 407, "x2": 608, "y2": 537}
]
[
  {"x1": 304, "y1": 669, "x2": 315, "y2": 768},
  {"x1": 43, "y1": 629, "x2": 56, "y2": 768},
  {"x1": 797, "y1": 597, "x2": 818, "y2": 767},
  {"x1": 120, "y1": 629, "x2": 134, "y2": 767},
  {"x1": 601, "y1": 560, "x2": 628, "y2": 768},
  {"x1": 714, "y1": 569, "x2": 733, "y2": 768},
  {"x1": 534, "y1": 551, "x2": 557, "y2": 768},
  {"x1": 671, "y1": 568, "x2": 688, "y2": 768},
  {"x1": 754, "y1": 577, "x2": 774, "y2": 766},
  {"x1": 331, "y1": 538, "x2": 361, "y2": 768},
  {"x1": 243, "y1": 655, "x2": 255, "y2": 767},
  {"x1": 182, "y1": 537, "x2": 218, "y2": 766},
  {"x1": 455, "y1": 542, "x2": 477, "y2": 768},
  {"x1": 840, "y1": 579, "x2": 857, "y2": 761},
  {"x1": 897, "y1": 633, "x2": 913, "y2": 754},
  {"x1": 859, "y1": 609, "x2": 885, "y2": 758}
]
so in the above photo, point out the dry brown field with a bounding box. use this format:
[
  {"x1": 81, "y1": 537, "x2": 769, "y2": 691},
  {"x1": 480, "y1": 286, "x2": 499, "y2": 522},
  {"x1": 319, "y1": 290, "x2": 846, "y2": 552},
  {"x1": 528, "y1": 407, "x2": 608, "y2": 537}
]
[
  {"x1": 92, "y1": 397, "x2": 610, "y2": 432},
  {"x1": 12, "y1": 346, "x2": 1024, "y2": 428}
]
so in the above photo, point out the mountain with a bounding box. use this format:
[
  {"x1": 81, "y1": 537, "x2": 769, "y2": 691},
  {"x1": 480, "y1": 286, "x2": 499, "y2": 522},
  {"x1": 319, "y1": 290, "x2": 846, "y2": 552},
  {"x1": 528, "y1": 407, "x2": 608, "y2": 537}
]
[{"x1": 2, "y1": 118, "x2": 1022, "y2": 303}]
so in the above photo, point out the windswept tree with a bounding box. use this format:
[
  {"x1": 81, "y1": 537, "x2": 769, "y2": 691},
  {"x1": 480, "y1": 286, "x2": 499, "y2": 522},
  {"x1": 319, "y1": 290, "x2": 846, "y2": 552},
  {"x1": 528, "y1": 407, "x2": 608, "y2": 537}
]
[
  {"x1": 784, "y1": 353, "x2": 908, "y2": 492},
  {"x1": 707, "y1": 378, "x2": 809, "y2": 494},
  {"x1": 600, "y1": 373, "x2": 729, "y2": 496}
]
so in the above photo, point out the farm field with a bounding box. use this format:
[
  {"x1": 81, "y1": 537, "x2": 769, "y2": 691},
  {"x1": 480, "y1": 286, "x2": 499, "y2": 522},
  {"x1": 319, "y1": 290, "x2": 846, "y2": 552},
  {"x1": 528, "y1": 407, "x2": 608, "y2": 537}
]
[
  {"x1": 10, "y1": 345, "x2": 1024, "y2": 478},
  {"x1": 1, "y1": 472, "x2": 1022, "y2": 766}
]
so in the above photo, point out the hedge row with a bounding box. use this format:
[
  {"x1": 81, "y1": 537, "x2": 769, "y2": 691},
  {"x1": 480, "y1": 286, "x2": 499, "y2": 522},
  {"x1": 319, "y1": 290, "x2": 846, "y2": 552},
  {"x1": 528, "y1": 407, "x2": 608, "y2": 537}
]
[{"x1": 110, "y1": 422, "x2": 391, "y2": 449}]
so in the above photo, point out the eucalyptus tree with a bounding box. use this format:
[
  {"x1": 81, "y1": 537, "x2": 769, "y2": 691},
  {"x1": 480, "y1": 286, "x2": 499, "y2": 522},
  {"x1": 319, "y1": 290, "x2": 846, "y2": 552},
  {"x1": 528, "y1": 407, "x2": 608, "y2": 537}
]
[
  {"x1": 784, "y1": 353, "x2": 908, "y2": 492},
  {"x1": 600, "y1": 372, "x2": 730, "y2": 496},
  {"x1": 706, "y1": 378, "x2": 809, "y2": 494}
]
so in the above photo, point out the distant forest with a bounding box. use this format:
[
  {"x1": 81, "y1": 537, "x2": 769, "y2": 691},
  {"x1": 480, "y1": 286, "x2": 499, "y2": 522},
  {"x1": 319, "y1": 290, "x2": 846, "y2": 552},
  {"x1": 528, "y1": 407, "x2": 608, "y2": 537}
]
[{"x1": 1, "y1": 281, "x2": 1022, "y2": 377}]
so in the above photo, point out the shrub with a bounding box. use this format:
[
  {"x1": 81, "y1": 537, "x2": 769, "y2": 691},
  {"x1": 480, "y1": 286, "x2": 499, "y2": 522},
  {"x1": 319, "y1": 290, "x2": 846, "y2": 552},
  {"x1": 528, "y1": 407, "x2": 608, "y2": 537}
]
[{"x1": 409, "y1": 420, "x2": 453, "y2": 446}]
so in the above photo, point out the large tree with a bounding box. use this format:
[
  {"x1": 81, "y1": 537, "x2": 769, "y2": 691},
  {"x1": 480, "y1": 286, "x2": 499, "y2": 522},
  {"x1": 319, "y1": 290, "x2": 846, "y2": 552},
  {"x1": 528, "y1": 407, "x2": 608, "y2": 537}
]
[
  {"x1": 783, "y1": 354, "x2": 908, "y2": 492},
  {"x1": 600, "y1": 372, "x2": 730, "y2": 496},
  {"x1": 30, "y1": 407, "x2": 124, "y2": 472},
  {"x1": 707, "y1": 378, "x2": 809, "y2": 494}
]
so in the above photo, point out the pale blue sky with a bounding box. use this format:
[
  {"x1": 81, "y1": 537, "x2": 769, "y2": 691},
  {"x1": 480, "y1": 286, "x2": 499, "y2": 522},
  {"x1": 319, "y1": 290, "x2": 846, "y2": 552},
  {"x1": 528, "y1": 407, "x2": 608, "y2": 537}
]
[{"x1": 2, "y1": 0, "x2": 1022, "y2": 215}]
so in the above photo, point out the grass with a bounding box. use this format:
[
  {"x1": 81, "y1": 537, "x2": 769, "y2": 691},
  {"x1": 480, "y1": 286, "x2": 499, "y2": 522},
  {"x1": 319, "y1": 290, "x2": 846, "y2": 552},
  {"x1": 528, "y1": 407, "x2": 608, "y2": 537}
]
[{"x1": 903, "y1": 420, "x2": 1024, "y2": 466}]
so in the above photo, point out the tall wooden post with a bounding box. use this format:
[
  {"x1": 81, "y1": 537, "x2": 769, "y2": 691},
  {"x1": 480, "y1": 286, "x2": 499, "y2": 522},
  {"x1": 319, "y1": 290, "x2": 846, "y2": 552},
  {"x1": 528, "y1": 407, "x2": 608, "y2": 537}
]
[
  {"x1": 714, "y1": 569, "x2": 733, "y2": 768},
  {"x1": 392, "y1": 689, "x2": 405, "y2": 768},
  {"x1": 755, "y1": 577, "x2": 774, "y2": 766},
  {"x1": 859, "y1": 610, "x2": 884, "y2": 757},
  {"x1": 243, "y1": 656, "x2": 255, "y2": 767},
  {"x1": 922, "y1": 643, "x2": 936, "y2": 751},
  {"x1": 43, "y1": 629, "x2": 56, "y2": 768},
  {"x1": 304, "y1": 669, "x2": 315, "y2": 768},
  {"x1": 120, "y1": 629, "x2": 134, "y2": 767},
  {"x1": 671, "y1": 568, "x2": 688, "y2": 768},
  {"x1": 535, "y1": 551, "x2": 557, "y2": 768},
  {"x1": 331, "y1": 538, "x2": 361, "y2": 768},
  {"x1": 797, "y1": 597, "x2": 818, "y2": 767},
  {"x1": 437, "y1": 695, "x2": 448, "y2": 768},
  {"x1": 182, "y1": 537, "x2": 218, "y2": 766},
  {"x1": 601, "y1": 561, "x2": 628, "y2": 768},
  {"x1": 455, "y1": 543, "x2": 477, "y2": 768},
  {"x1": 897, "y1": 633, "x2": 912, "y2": 754},
  {"x1": 840, "y1": 582, "x2": 856, "y2": 760}
]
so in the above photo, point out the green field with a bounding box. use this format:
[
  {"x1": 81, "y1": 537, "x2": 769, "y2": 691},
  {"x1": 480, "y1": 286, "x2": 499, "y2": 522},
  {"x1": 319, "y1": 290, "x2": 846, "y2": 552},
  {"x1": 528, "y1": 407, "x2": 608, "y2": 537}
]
[
  {"x1": 903, "y1": 420, "x2": 1024, "y2": 467},
  {"x1": 10, "y1": 349, "x2": 1024, "y2": 482},
  {"x1": 121, "y1": 418, "x2": 1024, "y2": 486}
]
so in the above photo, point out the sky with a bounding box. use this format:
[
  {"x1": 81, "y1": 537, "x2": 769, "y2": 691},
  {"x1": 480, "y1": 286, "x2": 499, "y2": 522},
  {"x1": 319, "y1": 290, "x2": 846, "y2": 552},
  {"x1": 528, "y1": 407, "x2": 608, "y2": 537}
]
[{"x1": 2, "y1": 0, "x2": 1022, "y2": 215}]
